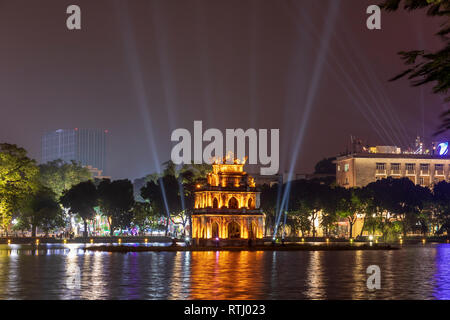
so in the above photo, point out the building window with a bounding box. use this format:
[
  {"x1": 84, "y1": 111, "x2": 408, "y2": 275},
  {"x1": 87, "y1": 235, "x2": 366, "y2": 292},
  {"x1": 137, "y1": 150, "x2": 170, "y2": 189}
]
[
  {"x1": 376, "y1": 163, "x2": 386, "y2": 175},
  {"x1": 406, "y1": 163, "x2": 415, "y2": 175},
  {"x1": 419, "y1": 176, "x2": 430, "y2": 186},
  {"x1": 228, "y1": 197, "x2": 239, "y2": 209},
  {"x1": 420, "y1": 164, "x2": 430, "y2": 175},
  {"x1": 337, "y1": 165, "x2": 341, "y2": 172},
  {"x1": 436, "y1": 164, "x2": 444, "y2": 176},
  {"x1": 391, "y1": 163, "x2": 400, "y2": 175},
  {"x1": 344, "y1": 164, "x2": 349, "y2": 172}
]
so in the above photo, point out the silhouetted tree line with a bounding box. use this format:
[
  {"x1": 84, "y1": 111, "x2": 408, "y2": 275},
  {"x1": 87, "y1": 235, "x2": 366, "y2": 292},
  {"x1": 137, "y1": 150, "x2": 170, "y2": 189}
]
[
  {"x1": 4, "y1": 143, "x2": 450, "y2": 241},
  {"x1": 261, "y1": 177, "x2": 450, "y2": 241},
  {"x1": 0, "y1": 143, "x2": 210, "y2": 238}
]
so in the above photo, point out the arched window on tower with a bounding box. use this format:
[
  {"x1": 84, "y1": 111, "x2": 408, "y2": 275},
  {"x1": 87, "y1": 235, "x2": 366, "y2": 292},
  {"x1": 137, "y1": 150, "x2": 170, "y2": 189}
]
[
  {"x1": 228, "y1": 197, "x2": 239, "y2": 209},
  {"x1": 248, "y1": 198, "x2": 254, "y2": 209},
  {"x1": 228, "y1": 221, "x2": 240, "y2": 239},
  {"x1": 212, "y1": 197, "x2": 219, "y2": 209},
  {"x1": 212, "y1": 222, "x2": 219, "y2": 238}
]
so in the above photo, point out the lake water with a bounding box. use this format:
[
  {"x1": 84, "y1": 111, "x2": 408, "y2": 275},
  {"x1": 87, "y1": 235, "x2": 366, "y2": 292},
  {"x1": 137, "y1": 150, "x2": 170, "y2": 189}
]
[{"x1": 0, "y1": 243, "x2": 449, "y2": 300}]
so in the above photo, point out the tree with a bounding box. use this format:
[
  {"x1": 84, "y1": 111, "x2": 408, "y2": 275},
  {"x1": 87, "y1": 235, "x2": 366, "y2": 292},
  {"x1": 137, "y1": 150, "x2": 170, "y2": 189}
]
[
  {"x1": 314, "y1": 157, "x2": 336, "y2": 174},
  {"x1": 319, "y1": 185, "x2": 345, "y2": 237},
  {"x1": 362, "y1": 212, "x2": 383, "y2": 237},
  {"x1": 98, "y1": 179, "x2": 135, "y2": 236},
  {"x1": 288, "y1": 210, "x2": 311, "y2": 237},
  {"x1": 132, "y1": 201, "x2": 156, "y2": 235},
  {"x1": 260, "y1": 183, "x2": 281, "y2": 236},
  {"x1": 432, "y1": 180, "x2": 450, "y2": 233},
  {"x1": 288, "y1": 180, "x2": 329, "y2": 238},
  {"x1": 133, "y1": 177, "x2": 149, "y2": 202},
  {"x1": 336, "y1": 188, "x2": 366, "y2": 239},
  {"x1": 60, "y1": 181, "x2": 98, "y2": 238},
  {"x1": 141, "y1": 174, "x2": 181, "y2": 236},
  {"x1": 21, "y1": 186, "x2": 64, "y2": 237},
  {"x1": 367, "y1": 178, "x2": 429, "y2": 236},
  {"x1": 408, "y1": 184, "x2": 432, "y2": 235},
  {"x1": 0, "y1": 144, "x2": 39, "y2": 234},
  {"x1": 381, "y1": 0, "x2": 450, "y2": 133},
  {"x1": 140, "y1": 161, "x2": 209, "y2": 237},
  {"x1": 39, "y1": 159, "x2": 92, "y2": 198},
  {"x1": 297, "y1": 210, "x2": 312, "y2": 237},
  {"x1": 176, "y1": 166, "x2": 203, "y2": 236}
]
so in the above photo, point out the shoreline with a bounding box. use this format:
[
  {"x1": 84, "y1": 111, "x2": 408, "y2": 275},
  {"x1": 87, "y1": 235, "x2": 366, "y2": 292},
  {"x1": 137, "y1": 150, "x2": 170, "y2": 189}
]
[
  {"x1": 0, "y1": 235, "x2": 447, "y2": 245},
  {"x1": 85, "y1": 243, "x2": 399, "y2": 253}
]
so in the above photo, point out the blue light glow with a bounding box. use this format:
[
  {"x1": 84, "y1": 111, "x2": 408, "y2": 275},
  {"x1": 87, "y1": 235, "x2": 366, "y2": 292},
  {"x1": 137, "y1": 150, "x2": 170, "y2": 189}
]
[{"x1": 437, "y1": 142, "x2": 449, "y2": 156}]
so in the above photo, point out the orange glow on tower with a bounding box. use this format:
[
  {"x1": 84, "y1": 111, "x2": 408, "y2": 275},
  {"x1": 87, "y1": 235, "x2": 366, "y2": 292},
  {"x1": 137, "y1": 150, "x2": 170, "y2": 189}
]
[{"x1": 192, "y1": 154, "x2": 264, "y2": 242}]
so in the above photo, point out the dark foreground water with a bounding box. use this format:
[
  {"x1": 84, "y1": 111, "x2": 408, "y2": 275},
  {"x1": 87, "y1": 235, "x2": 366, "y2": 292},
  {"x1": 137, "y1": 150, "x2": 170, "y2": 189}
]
[{"x1": 0, "y1": 243, "x2": 449, "y2": 300}]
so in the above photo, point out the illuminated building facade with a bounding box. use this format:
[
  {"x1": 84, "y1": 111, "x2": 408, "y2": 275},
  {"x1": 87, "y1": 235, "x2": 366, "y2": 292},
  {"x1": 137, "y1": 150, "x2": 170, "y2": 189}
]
[
  {"x1": 335, "y1": 153, "x2": 450, "y2": 188},
  {"x1": 192, "y1": 159, "x2": 265, "y2": 244},
  {"x1": 334, "y1": 148, "x2": 450, "y2": 236}
]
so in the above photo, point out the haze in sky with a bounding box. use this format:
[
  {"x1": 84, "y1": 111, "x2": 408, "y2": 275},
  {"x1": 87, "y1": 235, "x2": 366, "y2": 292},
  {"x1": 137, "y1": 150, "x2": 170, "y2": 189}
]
[{"x1": 0, "y1": 0, "x2": 446, "y2": 179}]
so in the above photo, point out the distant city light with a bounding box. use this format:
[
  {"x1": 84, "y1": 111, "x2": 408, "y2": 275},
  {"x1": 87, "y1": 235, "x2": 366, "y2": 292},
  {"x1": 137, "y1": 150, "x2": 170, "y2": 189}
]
[{"x1": 437, "y1": 142, "x2": 449, "y2": 156}]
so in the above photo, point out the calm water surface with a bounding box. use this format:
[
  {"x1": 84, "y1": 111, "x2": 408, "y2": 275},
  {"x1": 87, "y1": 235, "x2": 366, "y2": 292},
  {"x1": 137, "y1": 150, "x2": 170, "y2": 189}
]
[{"x1": 0, "y1": 243, "x2": 449, "y2": 300}]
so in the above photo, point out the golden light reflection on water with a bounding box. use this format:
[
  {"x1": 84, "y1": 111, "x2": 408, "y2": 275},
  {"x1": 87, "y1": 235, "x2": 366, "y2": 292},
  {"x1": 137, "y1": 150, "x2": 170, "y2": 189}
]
[
  {"x1": 189, "y1": 251, "x2": 265, "y2": 300},
  {"x1": 351, "y1": 250, "x2": 365, "y2": 299},
  {"x1": 305, "y1": 251, "x2": 324, "y2": 299}
]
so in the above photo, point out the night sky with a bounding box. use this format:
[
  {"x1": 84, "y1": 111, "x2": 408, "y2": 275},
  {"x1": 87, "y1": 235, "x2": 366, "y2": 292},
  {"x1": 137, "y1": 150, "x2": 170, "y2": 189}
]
[{"x1": 0, "y1": 0, "x2": 447, "y2": 179}]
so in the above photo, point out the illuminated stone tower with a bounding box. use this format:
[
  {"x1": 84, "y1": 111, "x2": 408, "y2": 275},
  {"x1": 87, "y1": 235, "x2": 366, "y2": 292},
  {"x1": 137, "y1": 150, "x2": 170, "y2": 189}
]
[{"x1": 192, "y1": 157, "x2": 265, "y2": 244}]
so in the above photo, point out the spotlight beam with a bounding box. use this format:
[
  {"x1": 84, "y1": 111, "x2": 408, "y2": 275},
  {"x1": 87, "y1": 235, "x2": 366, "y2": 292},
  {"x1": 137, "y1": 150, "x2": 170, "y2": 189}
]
[
  {"x1": 274, "y1": 0, "x2": 340, "y2": 236},
  {"x1": 114, "y1": 0, "x2": 171, "y2": 220}
]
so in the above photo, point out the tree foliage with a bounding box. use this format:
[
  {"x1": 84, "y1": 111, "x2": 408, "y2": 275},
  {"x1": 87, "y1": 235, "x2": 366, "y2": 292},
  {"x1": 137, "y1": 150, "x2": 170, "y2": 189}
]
[
  {"x1": 21, "y1": 186, "x2": 64, "y2": 237},
  {"x1": 132, "y1": 201, "x2": 158, "y2": 234},
  {"x1": 0, "y1": 144, "x2": 39, "y2": 232},
  {"x1": 98, "y1": 179, "x2": 135, "y2": 236},
  {"x1": 381, "y1": 0, "x2": 450, "y2": 133},
  {"x1": 39, "y1": 159, "x2": 92, "y2": 198},
  {"x1": 314, "y1": 157, "x2": 336, "y2": 175},
  {"x1": 60, "y1": 180, "x2": 98, "y2": 238},
  {"x1": 140, "y1": 161, "x2": 209, "y2": 236}
]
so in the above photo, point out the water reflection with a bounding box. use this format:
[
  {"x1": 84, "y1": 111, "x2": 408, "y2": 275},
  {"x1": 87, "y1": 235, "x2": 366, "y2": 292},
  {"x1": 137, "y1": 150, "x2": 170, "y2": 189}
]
[
  {"x1": 434, "y1": 244, "x2": 450, "y2": 300},
  {"x1": 306, "y1": 251, "x2": 324, "y2": 299},
  {"x1": 189, "y1": 251, "x2": 265, "y2": 299},
  {"x1": 0, "y1": 244, "x2": 448, "y2": 299},
  {"x1": 168, "y1": 252, "x2": 190, "y2": 299},
  {"x1": 63, "y1": 246, "x2": 81, "y2": 299}
]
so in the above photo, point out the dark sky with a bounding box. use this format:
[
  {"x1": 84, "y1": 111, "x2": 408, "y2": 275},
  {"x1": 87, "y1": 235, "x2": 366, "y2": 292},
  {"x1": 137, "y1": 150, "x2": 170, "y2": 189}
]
[{"x1": 0, "y1": 0, "x2": 447, "y2": 179}]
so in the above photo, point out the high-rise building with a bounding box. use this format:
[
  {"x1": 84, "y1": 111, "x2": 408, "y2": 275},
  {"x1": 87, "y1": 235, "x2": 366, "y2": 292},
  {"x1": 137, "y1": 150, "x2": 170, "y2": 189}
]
[{"x1": 41, "y1": 128, "x2": 107, "y2": 174}]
